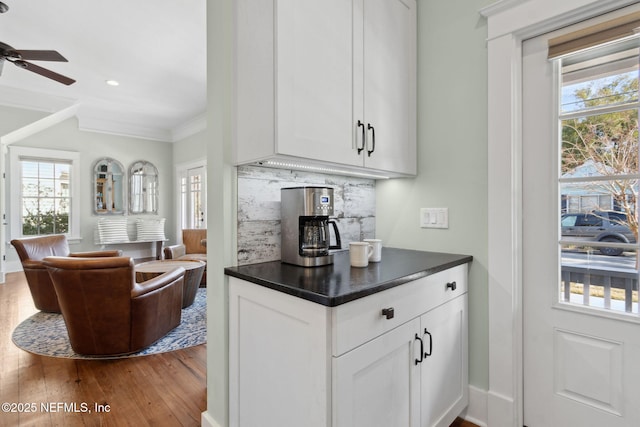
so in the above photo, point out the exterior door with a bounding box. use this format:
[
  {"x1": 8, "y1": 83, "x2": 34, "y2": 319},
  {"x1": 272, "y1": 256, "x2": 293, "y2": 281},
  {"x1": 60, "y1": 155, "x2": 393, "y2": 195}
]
[
  {"x1": 522, "y1": 14, "x2": 640, "y2": 426},
  {"x1": 181, "y1": 165, "x2": 206, "y2": 230}
]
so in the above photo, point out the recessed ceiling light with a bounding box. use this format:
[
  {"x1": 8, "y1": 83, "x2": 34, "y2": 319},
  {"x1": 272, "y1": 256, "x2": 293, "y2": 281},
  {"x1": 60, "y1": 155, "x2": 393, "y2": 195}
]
[{"x1": 105, "y1": 79, "x2": 119, "y2": 86}]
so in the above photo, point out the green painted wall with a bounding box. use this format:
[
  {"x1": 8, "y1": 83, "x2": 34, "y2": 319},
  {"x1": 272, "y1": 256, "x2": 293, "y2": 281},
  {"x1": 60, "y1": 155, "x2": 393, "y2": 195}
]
[{"x1": 376, "y1": 0, "x2": 491, "y2": 389}]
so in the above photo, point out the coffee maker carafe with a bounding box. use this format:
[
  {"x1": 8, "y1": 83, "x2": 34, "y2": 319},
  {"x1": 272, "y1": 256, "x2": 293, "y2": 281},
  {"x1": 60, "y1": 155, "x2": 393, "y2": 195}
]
[{"x1": 281, "y1": 187, "x2": 342, "y2": 267}]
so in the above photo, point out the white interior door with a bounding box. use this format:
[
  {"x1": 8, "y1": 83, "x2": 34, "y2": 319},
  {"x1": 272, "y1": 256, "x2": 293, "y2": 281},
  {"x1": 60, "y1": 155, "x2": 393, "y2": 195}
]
[{"x1": 523, "y1": 13, "x2": 640, "y2": 426}]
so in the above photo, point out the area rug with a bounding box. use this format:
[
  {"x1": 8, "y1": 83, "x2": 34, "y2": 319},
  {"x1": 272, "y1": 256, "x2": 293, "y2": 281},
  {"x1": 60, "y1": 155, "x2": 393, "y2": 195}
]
[{"x1": 12, "y1": 289, "x2": 206, "y2": 360}]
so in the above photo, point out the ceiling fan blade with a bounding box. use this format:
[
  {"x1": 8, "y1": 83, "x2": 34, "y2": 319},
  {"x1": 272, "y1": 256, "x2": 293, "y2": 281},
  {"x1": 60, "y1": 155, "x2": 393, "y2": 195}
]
[
  {"x1": 15, "y1": 50, "x2": 68, "y2": 62},
  {"x1": 13, "y1": 60, "x2": 75, "y2": 85}
]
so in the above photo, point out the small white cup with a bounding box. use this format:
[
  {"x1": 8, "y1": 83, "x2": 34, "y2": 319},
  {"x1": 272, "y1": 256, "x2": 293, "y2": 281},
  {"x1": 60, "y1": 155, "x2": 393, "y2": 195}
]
[
  {"x1": 349, "y1": 242, "x2": 373, "y2": 267},
  {"x1": 364, "y1": 239, "x2": 382, "y2": 262}
]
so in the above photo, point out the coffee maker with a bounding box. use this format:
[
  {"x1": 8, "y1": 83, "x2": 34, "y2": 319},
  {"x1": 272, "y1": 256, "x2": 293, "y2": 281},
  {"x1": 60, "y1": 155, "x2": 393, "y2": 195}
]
[{"x1": 281, "y1": 186, "x2": 342, "y2": 267}]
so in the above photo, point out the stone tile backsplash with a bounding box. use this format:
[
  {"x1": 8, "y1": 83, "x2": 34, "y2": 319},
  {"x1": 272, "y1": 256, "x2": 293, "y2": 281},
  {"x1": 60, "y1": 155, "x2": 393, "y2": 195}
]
[{"x1": 237, "y1": 165, "x2": 376, "y2": 265}]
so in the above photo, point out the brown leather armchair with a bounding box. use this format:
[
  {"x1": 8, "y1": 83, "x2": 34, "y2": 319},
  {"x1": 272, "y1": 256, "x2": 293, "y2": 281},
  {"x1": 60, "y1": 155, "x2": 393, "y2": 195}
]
[
  {"x1": 164, "y1": 229, "x2": 206, "y2": 286},
  {"x1": 11, "y1": 235, "x2": 122, "y2": 313},
  {"x1": 43, "y1": 256, "x2": 185, "y2": 356}
]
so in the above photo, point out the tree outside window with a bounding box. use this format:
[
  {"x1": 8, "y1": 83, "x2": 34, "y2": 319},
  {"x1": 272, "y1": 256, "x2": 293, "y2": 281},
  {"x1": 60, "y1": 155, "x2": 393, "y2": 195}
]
[
  {"x1": 20, "y1": 160, "x2": 71, "y2": 236},
  {"x1": 559, "y1": 42, "x2": 640, "y2": 313},
  {"x1": 561, "y1": 70, "x2": 639, "y2": 240}
]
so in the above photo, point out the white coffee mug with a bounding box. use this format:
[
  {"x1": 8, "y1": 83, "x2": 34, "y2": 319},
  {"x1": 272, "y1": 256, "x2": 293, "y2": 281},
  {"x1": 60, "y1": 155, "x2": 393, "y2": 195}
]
[
  {"x1": 364, "y1": 239, "x2": 382, "y2": 262},
  {"x1": 349, "y1": 242, "x2": 373, "y2": 267}
]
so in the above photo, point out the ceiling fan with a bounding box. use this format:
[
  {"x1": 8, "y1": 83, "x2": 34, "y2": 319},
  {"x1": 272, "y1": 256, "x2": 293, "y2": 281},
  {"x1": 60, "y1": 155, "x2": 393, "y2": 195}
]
[{"x1": 0, "y1": 41, "x2": 75, "y2": 85}]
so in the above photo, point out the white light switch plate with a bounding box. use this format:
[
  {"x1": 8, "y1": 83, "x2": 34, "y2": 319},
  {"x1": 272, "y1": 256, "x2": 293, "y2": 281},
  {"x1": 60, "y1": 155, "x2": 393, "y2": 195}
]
[{"x1": 420, "y1": 208, "x2": 449, "y2": 229}]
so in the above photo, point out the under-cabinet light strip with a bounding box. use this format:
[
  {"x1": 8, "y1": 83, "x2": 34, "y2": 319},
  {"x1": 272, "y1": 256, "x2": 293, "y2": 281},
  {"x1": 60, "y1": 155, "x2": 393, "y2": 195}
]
[{"x1": 256, "y1": 160, "x2": 390, "y2": 180}]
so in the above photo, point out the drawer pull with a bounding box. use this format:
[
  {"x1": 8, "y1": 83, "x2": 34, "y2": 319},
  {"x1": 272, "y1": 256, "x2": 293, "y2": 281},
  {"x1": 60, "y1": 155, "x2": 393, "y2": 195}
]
[
  {"x1": 446, "y1": 281, "x2": 457, "y2": 291},
  {"x1": 381, "y1": 307, "x2": 395, "y2": 320}
]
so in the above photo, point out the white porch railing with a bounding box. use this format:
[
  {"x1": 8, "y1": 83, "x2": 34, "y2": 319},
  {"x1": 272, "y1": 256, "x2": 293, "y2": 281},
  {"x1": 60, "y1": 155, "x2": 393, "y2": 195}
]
[{"x1": 561, "y1": 265, "x2": 638, "y2": 313}]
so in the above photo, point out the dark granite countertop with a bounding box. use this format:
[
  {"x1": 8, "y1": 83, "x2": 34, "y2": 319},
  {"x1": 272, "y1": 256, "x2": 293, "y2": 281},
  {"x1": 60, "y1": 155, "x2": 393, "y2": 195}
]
[{"x1": 224, "y1": 247, "x2": 473, "y2": 307}]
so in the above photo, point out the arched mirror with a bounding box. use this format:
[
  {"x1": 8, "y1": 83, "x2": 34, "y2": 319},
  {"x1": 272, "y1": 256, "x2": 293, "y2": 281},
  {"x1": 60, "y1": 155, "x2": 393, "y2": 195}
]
[
  {"x1": 93, "y1": 158, "x2": 125, "y2": 214},
  {"x1": 129, "y1": 160, "x2": 158, "y2": 214}
]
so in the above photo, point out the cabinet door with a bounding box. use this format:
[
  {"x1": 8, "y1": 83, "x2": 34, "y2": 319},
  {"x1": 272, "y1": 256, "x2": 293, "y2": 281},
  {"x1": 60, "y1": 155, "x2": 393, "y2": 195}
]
[
  {"x1": 333, "y1": 318, "x2": 421, "y2": 427},
  {"x1": 357, "y1": 0, "x2": 416, "y2": 175},
  {"x1": 276, "y1": 0, "x2": 361, "y2": 167},
  {"x1": 420, "y1": 295, "x2": 469, "y2": 427},
  {"x1": 229, "y1": 278, "x2": 330, "y2": 427}
]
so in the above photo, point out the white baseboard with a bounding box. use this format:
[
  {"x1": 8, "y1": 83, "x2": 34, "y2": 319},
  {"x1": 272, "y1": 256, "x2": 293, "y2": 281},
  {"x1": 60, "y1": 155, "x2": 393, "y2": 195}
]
[
  {"x1": 201, "y1": 411, "x2": 222, "y2": 427},
  {"x1": 460, "y1": 385, "x2": 488, "y2": 427},
  {"x1": 202, "y1": 387, "x2": 488, "y2": 427},
  {"x1": 5, "y1": 260, "x2": 22, "y2": 274}
]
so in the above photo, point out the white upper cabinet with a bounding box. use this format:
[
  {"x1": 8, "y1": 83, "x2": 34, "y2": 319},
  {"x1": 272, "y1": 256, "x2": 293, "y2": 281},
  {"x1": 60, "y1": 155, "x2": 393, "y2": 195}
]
[
  {"x1": 357, "y1": 0, "x2": 417, "y2": 175},
  {"x1": 275, "y1": 0, "x2": 359, "y2": 167},
  {"x1": 235, "y1": 0, "x2": 417, "y2": 177}
]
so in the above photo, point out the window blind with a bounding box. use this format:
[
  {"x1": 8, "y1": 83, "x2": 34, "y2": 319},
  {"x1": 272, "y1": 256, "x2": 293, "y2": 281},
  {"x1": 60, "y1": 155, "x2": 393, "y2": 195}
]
[{"x1": 548, "y1": 11, "x2": 640, "y2": 59}]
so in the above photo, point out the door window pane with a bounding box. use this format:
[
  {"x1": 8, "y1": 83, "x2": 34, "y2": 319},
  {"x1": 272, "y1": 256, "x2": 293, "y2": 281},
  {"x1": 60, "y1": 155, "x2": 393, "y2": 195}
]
[{"x1": 559, "y1": 39, "x2": 640, "y2": 315}]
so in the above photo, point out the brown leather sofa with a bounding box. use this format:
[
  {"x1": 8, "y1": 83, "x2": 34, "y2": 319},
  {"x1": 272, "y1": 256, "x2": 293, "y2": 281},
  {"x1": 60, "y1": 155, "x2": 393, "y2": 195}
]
[
  {"x1": 43, "y1": 256, "x2": 185, "y2": 356},
  {"x1": 11, "y1": 235, "x2": 122, "y2": 313},
  {"x1": 164, "y1": 229, "x2": 206, "y2": 286}
]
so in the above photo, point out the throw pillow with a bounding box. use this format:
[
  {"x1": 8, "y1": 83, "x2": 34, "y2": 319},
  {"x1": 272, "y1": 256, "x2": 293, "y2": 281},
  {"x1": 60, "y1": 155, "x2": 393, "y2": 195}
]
[
  {"x1": 97, "y1": 217, "x2": 130, "y2": 244},
  {"x1": 136, "y1": 218, "x2": 166, "y2": 241}
]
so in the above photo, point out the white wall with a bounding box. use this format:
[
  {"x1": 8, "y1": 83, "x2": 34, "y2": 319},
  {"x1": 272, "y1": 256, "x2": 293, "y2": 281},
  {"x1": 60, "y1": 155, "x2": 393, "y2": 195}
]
[
  {"x1": 376, "y1": 0, "x2": 491, "y2": 392},
  {"x1": 0, "y1": 105, "x2": 47, "y2": 134},
  {"x1": 173, "y1": 127, "x2": 207, "y2": 166},
  {"x1": 2, "y1": 105, "x2": 175, "y2": 267}
]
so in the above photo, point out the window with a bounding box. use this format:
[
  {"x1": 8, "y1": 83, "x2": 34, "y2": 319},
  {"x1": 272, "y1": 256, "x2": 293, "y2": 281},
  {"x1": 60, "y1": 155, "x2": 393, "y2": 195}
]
[
  {"x1": 9, "y1": 147, "x2": 81, "y2": 240},
  {"x1": 558, "y1": 37, "x2": 640, "y2": 314},
  {"x1": 180, "y1": 165, "x2": 206, "y2": 229},
  {"x1": 175, "y1": 160, "x2": 206, "y2": 233}
]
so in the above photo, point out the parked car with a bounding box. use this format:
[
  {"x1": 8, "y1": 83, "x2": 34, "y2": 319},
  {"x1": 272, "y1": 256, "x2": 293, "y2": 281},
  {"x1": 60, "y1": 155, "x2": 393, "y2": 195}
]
[{"x1": 561, "y1": 211, "x2": 636, "y2": 256}]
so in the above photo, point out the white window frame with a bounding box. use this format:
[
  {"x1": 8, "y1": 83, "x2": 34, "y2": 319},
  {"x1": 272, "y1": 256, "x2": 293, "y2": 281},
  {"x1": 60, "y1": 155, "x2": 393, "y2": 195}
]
[
  {"x1": 483, "y1": 2, "x2": 640, "y2": 426},
  {"x1": 9, "y1": 146, "x2": 81, "y2": 241}
]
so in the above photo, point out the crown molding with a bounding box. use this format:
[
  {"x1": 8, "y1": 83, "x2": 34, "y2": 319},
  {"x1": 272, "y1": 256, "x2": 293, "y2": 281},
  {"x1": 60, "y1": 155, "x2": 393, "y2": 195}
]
[
  {"x1": 480, "y1": 0, "x2": 529, "y2": 18},
  {"x1": 0, "y1": 85, "x2": 76, "y2": 113},
  {"x1": 1, "y1": 103, "x2": 80, "y2": 146},
  {"x1": 0, "y1": 85, "x2": 204, "y2": 142},
  {"x1": 76, "y1": 113, "x2": 173, "y2": 142},
  {"x1": 172, "y1": 113, "x2": 207, "y2": 142}
]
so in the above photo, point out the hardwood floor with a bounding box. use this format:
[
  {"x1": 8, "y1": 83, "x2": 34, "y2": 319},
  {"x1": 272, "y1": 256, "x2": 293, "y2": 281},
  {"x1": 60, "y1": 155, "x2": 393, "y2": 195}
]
[
  {"x1": 450, "y1": 417, "x2": 480, "y2": 427},
  {"x1": 1, "y1": 271, "x2": 480, "y2": 427},
  {"x1": 0, "y1": 272, "x2": 206, "y2": 427}
]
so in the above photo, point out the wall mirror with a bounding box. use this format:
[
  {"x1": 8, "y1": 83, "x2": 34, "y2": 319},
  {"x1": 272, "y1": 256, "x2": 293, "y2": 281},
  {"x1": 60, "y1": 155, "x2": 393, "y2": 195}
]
[
  {"x1": 129, "y1": 160, "x2": 158, "y2": 214},
  {"x1": 93, "y1": 158, "x2": 125, "y2": 215}
]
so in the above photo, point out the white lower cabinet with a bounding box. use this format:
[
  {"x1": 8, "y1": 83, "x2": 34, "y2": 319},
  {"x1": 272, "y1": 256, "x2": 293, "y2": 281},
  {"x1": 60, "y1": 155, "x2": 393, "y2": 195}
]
[
  {"x1": 420, "y1": 294, "x2": 469, "y2": 427},
  {"x1": 228, "y1": 264, "x2": 469, "y2": 427},
  {"x1": 334, "y1": 294, "x2": 468, "y2": 427},
  {"x1": 333, "y1": 318, "x2": 422, "y2": 427}
]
